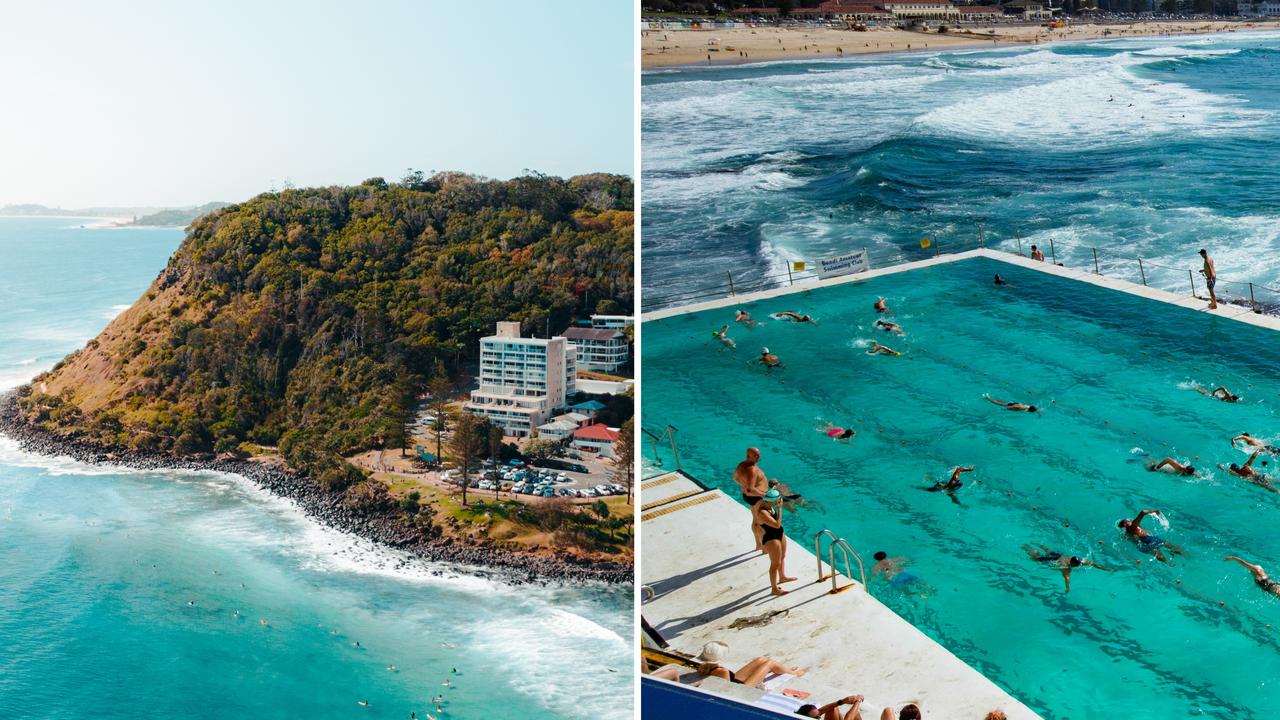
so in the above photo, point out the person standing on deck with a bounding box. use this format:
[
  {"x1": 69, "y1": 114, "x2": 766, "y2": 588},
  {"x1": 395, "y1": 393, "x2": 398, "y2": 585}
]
[
  {"x1": 734, "y1": 447, "x2": 771, "y2": 552},
  {"x1": 1199, "y1": 248, "x2": 1218, "y2": 310}
]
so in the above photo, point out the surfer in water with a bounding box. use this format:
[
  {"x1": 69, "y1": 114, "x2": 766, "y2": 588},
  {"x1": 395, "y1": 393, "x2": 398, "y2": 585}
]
[{"x1": 1118, "y1": 509, "x2": 1184, "y2": 564}]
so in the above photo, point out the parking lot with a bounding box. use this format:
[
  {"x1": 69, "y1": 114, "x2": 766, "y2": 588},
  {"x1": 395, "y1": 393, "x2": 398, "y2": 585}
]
[{"x1": 441, "y1": 452, "x2": 628, "y2": 500}]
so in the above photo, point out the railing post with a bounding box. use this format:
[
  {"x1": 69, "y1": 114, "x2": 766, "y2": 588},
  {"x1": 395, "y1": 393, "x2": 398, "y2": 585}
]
[
  {"x1": 727, "y1": 271, "x2": 736, "y2": 295},
  {"x1": 1138, "y1": 258, "x2": 1147, "y2": 286},
  {"x1": 978, "y1": 223, "x2": 984, "y2": 248},
  {"x1": 1188, "y1": 269, "x2": 1196, "y2": 297},
  {"x1": 787, "y1": 263, "x2": 794, "y2": 285},
  {"x1": 1092, "y1": 247, "x2": 1099, "y2": 275},
  {"x1": 1016, "y1": 232, "x2": 1023, "y2": 257},
  {"x1": 1250, "y1": 282, "x2": 1257, "y2": 313},
  {"x1": 1049, "y1": 238, "x2": 1056, "y2": 265},
  {"x1": 934, "y1": 236, "x2": 939, "y2": 258}
]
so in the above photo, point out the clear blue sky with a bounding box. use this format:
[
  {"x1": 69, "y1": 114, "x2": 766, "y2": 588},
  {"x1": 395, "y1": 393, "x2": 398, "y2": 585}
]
[{"x1": 0, "y1": 1, "x2": 634, "y2": 208}]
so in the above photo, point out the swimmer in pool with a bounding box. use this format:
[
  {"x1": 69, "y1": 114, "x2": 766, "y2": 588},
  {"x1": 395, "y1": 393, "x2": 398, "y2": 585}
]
[
  {"x1": 1118, "y1": 509, "x2": 1184, "y2": 564},
  {"x1": 984, "y1": 395, "x2": 1038, "y2": 413},
  {"x1": 867, "y1": 341, "x2": 901, "y2": 356},
  {"x1": 1224, "y1": 556, "x2": 1280, "y2": 598},
  {"x1": 713, "y1": 324, "x2": 736, "y2": 348},
  {"x1": 926, "y1": 465, "x2": 974, "y2": 504},
  {"x1": 1025, "y1": 544, "x2": 1109, "y2": 593},
  {"x1": 874, "y1": 319, "x2": 904, "y2": 335},
  {"x1": 776, "y1": 311, "x2": 815, "y2": 323},
  {"x1": 874, "y1": 297, "x2": 890, "y2": 314},
  {"x1": 1233, "y1": 432, "x2": 1280, "y2": 455},
  {"x1": 1195, "y1": 385, "x2": 1239, "y2": 403},
  {"x1": 819, "y1": 423, "x2": 856, "y2": 442},
  {"x1": 1145, "y1": 457, "x2": 1196, "y2": 476},
  {"x1": 759, "y1": 347, "x2": 782, "y2": 368},
  {"x1": 871, "y1": 551, "x2": 921, "y2": 587},
  {"x1": 735, "y1": 309, "x2": 759, "y2": 328},
  {"x1": 994, "y1": 274, "x2": 1007, "y2": 285},
  {"x1": 1222, "y1": 451, "x2": 1278, "y2": 493}
]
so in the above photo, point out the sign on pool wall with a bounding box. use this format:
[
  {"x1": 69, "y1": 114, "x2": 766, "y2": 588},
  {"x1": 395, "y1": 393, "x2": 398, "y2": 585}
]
[{"x1": 815, "y1": 250, "x2": 870, "y2": 279}]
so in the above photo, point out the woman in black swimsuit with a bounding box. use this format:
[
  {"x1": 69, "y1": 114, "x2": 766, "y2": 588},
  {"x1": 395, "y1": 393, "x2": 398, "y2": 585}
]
[
  {"x1": 1225, "y1": 556, "x2": 1280, "y2": 597},
  {"x1": 755, "y1": 489, "x2": 797, "y2": 596},
  {"x1": 694, "y1": 640, "x2": 806, "y2": 688}
]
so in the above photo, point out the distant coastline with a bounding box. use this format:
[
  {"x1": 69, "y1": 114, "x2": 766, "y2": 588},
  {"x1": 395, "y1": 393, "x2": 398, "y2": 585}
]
[
  {"x1": 641, "y1": 18, "x2": 1280, "y2": 68},
  {"x1": 0, "y1": 392, "x2": 631, "y2": 585}
]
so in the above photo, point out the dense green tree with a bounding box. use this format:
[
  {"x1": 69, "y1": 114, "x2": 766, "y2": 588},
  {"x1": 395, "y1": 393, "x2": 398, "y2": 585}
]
[
  {"x1": 612, "y1": 418, "x2": 635, "y2": 505},
  {"x1": 19, "y1": 172, "x2": 633, "y2": 492},
  {"x1": 450, "y1": 411, "x2": 485, "y2": 507}
]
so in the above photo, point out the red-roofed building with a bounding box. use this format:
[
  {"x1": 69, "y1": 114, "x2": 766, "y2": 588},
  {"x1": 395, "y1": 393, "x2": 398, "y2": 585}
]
[
  {"x1": 571, "y1": 423, "x2": 621, "y2": 459},
  {"x1": 732, "y1": 6, "x2": 780, "y2": 15}
]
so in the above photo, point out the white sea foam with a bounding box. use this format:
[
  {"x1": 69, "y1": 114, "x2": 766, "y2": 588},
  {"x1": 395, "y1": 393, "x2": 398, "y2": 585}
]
[
  {"x1": 103, "y1": 304, "x2": 131, "y2": 320},
  {"x1": 915, "y1": 60, "x2": 1266, "y2": 148}
]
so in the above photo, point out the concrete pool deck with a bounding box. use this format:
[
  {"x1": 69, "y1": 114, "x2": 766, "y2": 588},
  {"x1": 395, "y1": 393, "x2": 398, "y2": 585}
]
[
  {"x1": 640, "y1": 470, "x2": 1040, "y2": 719},
  {"x1": 643, "y1": 248, "x2": 1280, "y2": 335}
]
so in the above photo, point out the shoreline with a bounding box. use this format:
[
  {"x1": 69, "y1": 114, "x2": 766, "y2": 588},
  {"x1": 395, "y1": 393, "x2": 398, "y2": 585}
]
[
  {"x1": 0, "y1": 393, "x2": 631, "y2": 586},
  {"x1": 641, "y1": 20, "x2": 1280, "y2": 69}
]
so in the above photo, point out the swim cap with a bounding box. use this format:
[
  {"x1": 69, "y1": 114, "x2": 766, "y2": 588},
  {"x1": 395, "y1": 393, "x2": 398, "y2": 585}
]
[
  {"x1": 761, "y1": 347, "x2": 770, "y2": 354},
  {"x1": 763, "y1": 488, "x2": 782, "y2": 502}
]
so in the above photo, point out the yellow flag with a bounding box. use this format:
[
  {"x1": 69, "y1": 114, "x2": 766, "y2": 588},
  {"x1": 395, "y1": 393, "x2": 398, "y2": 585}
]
[
  {"x1": 793, "y1": 261, "x2": 806, "y2": 271},
  {"x1": 919, "y1": 237, "x2": 932, "y2": 249}
]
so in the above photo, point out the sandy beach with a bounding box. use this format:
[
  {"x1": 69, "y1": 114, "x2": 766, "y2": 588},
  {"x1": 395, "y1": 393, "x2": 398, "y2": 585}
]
[{"x1": 641, "y1": 19, "x2": 1280, "y2": 68}]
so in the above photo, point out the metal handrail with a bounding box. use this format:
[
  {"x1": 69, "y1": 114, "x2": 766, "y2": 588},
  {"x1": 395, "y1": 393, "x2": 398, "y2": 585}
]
[
  {"x1": 641, "y1": 424, "x2": 683, "y2": 471},
  {"x1": 814, "y1": 529, "x2": 868, "y2": 595}
]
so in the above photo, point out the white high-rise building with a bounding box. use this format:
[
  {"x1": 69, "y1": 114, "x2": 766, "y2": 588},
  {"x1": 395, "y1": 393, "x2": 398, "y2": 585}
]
[{"x1": 466, "y1": 321, "x2": 577, "y2": 438}]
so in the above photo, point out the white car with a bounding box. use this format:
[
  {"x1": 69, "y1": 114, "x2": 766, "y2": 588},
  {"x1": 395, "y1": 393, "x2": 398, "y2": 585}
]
[{"x1": 594, "y1": 485, "x2": 610, "y2": 495}]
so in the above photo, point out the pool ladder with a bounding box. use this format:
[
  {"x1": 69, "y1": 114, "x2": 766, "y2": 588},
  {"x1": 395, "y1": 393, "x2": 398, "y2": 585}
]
[
  {"x1": 642, "y1": 424, "x2": 683, "y2": 472},
  {"x1": 814, "y1": 529, "x2": 868, "y2": 596}
]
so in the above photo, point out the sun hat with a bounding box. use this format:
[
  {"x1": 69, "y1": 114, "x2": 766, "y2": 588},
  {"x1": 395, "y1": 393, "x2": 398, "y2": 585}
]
[
  {"x1": 697, "y1": 641, "x2": 729, "y2": 663},
  {"x1": 763, "y1": 488, "x2": 782, "y2": 502}
]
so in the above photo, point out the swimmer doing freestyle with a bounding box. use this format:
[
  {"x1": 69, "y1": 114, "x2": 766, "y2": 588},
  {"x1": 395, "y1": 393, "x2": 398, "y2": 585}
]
[
  {"x1": 1025, "y1": 544, "x2": 1109, "y2": 593},
  {"x1": 1221, "y1": 451, "x2": 1278, "y2": 493},
  {"x1": 1118, "y1": 509, "x2": 1185, "y2": 564}
]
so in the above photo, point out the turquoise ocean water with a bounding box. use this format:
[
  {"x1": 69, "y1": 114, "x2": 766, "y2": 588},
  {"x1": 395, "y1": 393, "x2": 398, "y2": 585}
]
[
  {"x1": 643, "y1": 257, "x2": 1280, "y2": 718},
  {"x1": 642, "y1": 31, "x2": 1280, "y2": 308},
  {"x1": 0, "y1": 218, "x2": 631, "y2": 719}
]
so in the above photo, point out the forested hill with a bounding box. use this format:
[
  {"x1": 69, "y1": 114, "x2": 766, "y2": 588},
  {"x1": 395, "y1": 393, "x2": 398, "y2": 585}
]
[{"x1": 16, "y1": 172, "x2": 633, "y2": 484}]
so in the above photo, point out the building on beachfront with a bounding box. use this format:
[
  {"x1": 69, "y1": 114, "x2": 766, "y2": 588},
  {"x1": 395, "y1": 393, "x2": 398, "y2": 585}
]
[
  {"x1": 1001, "y1": 0, "x2": 1055, "y2": 17},
  {"x1": 589, "y1": 314, "x2": 634, "y2": 329},
  {"x1": 731, "y1": 6, "x2": 781, "y2": 17},
  {"x1": 1240, "y1": 0, "x2": 1280, "y2": 14},
  {"x1": 570, "y1": 423, "x2": 621, "y2": 459},
  {"x1": 534, "y1": 419, "x2": 579, "y2": 442},
  {"x1": 466, "y1": 321, "x2": 577, "y2": 438},
  {"x1": 956, "y1": 4, "x2": 1004, "y2": 19},
  {"x1": 880, "y1": 0, "x2": 961, "y2": 18},
  {"x1": 560, "y1": 326, "x2": 630, "y2": 372},
  {"x1": 569, "y1": 399, "x2": 607, "y2": 420}
]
